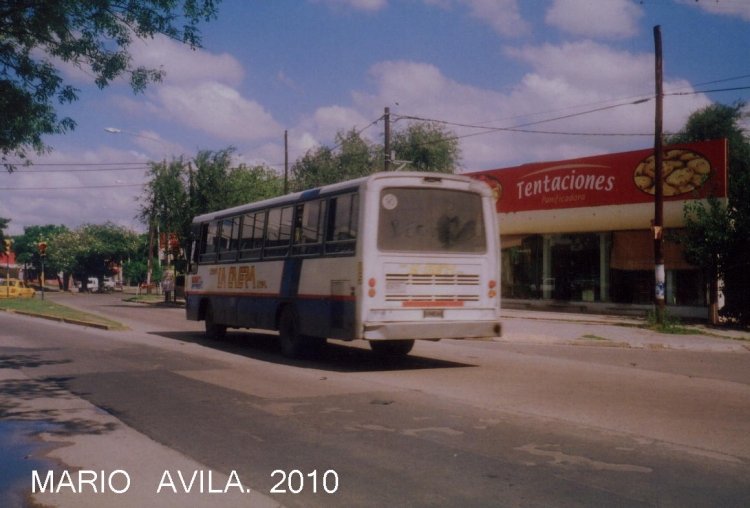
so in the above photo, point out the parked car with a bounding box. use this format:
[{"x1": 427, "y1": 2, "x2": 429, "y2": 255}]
[{"x1": 0, "y1": 278, "x2": 36, "y2": 298}]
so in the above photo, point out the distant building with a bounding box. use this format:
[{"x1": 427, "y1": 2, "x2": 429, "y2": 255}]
[{"x1": 0, "y1": 251, "x2": 20, "y2": 279}]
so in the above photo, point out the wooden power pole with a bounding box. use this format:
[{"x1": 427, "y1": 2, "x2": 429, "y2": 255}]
[
  {"x1": 653, "y1": 25, "x2": 666, "y2": 324},
  {"x1": 384, "y1": 107, "x2": 391, "y2": 171}
]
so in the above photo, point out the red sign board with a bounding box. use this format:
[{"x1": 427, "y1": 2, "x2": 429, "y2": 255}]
[{"x1": 470, "y1": 139, "x2": 727, "y2": 214}]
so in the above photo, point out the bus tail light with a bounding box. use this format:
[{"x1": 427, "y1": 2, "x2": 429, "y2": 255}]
[
  {"x1": 488, "y1": 279, "x2": 497, "y2": 298},
  {"x1": 368, "y1": 277, "x2": 377, "y2": 297}
]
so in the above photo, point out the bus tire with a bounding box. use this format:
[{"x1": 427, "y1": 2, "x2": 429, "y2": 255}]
[
  {"x1": 204, "y1": 303, "x2": 227, "y2": 340},
  {"x1": 369, "y1": 339, "x2": 415, "y2": 357},
  {"x1": 278, "y1": 306, "x2": 306, "y2": 358}
]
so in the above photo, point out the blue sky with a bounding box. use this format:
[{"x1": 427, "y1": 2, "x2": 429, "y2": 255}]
[{"x1": 2, "y1": 0, "x2": 749, "y2": 235}]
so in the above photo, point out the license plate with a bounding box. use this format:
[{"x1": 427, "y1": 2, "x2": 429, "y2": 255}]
[{"x1": 423, "y1": 309, "x2": 444, "y2": 318}]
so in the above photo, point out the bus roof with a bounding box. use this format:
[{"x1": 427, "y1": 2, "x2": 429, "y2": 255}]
[{"x1": 191, "y1": 171, "x2": 487, "y2": 224}]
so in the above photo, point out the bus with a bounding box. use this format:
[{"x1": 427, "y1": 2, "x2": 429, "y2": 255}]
[{"x1": 186, "y1": 171, "x2": 501, "y2": 357}]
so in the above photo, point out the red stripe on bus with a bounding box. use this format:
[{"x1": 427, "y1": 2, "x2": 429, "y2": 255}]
[
  {"x1": 401, "y1": 301, "x2": 465, "y2": 308},
  {"x1": 185, "y1": 291, "x2": 355, "y2": 302}
]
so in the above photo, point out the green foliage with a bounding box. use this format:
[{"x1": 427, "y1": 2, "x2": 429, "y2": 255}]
[
  {"x1": 193, "y1": 148, "x2": 236, "y2": 215},
  {"x1": 225, "y1": 165, "x2": 286, "y2": 208},
  {"x1": 669, "y1": 102, "x2": 750, "y2": 325},
  {"x1": 1, "y1": 0, "x2": 219, "y2": 171},
  {"x1": 139, "y1": 147, "x2": 285, "y2": 268},
  {"x1": 122, "y1": 259, "x2": 148, "y2": 285},
  {"x1": 292, "y1": 130, "x2": 378, "y2": 190},
  {"x1": 291, "y1": 122, "x2": 461, "y2": 190},
  {"x1": 139, "y1": 157, "x2": 191, "y2": 249},
  {"x1": 0, "y1": 298, "x2": 125, "y2": 330},
  {"x1": 391, "y1": 122, "x2": 460, "y2": 173},
  {"x1": 0, "y1": 217, "x2": 8, "y2": 244},
  {"x1": 45, "y1": 223, "x2": 139, "y2": 286},
  {"x1": 645, "y1": 310, "x2": 700, "y2": 335},
  {"x1": 291, "y1": 145, "x2": 339, "y2": 190},
  {"x1": 679, "y1": 197, "x2": 731, "y2": 269},
  {"x1": 13, "y1": 224, "x2": 69, "y2": 277}
]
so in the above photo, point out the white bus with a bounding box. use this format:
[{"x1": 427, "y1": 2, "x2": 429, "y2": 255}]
[{"x1": 186, "y1": 171, "x2": 501, "y2": 357}]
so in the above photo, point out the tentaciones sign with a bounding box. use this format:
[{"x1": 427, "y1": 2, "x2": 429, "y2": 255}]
[{"x1": 470, "y1": 139, "x2": 727, "y2": 214}]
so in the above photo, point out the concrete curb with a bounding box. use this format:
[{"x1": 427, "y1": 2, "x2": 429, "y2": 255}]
[{"x1": 1, "y1": 308, "x2": 117, "y2": 330}]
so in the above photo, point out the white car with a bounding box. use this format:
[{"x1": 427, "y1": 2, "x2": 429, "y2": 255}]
[{"x1": 76, "y1": 277, "x2": 109, "y2": 292}]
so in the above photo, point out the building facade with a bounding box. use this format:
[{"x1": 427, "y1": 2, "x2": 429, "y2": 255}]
[{"x1": 470, "y1": 139, "x2": 727, "y2": 318}]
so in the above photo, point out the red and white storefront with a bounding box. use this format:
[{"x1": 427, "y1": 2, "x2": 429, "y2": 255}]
[{"x1": 470, "y1": 139, "x2": 728, "y2": 318}]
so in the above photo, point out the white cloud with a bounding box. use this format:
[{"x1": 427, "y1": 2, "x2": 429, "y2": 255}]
[
  {"x1": 461, "y1": 0, "x2": 530, "y2": 37},
  {"x1": 678, "y1": 0, "x2": 750, "y2": 22},
  {"x1": 104, "y1": 36, "x2": 282, "y2": 144},
  {"x1": 54, "y1": 34, "x2": 244, "y2": 89},
  {"x1": 311, "y1": 0, "x2": 388, "y2": 12},
  {"x1": 348, "y1": 45, "x2": 710, "y2": 170},
  {"x1": 545, "y1": 0, "x2": 643, "y2": 39},
  {"x1": 0, "y1": 148, "x2": 151, "y2": 235},
  {"x1": 287, "y1": 105, "x2": 374, "y2": 161},
  {"x1": 504, "y1": 41, "x2": 652, "y2": 97},
  {"x1": 154, "y1": 82, "x2": 282, "y2": 141},
  {"x1": 129, "y1": 35, "x2": 245, "y2": 87}
]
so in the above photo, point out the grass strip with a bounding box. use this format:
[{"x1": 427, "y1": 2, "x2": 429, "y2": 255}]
[{"x1": 0, "y1": 298, "x2": 126, "y2": 330}]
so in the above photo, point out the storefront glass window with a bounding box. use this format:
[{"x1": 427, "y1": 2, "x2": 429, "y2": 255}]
[{"x1": 503, "y1": 230, "x2": 705, "y2": 307}]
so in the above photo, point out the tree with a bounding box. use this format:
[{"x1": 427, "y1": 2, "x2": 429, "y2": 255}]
[
  {"x1": 291, "y1": 145, "x2": 339, "y2": 190},
  {"x1": 1, "y1": 1, "x2": 219, "y2": 172},
  {"x1": 668, "y1": 102, "x2": 750, "y2": 325},
  {"x1": 192, "y1": 148, "x2": 235, "y2": 215},
  {"x1": 391, "y1": 122, "x2": 461, "y2": 173},
  {"x1": 291, "y1": 123, "x2": 461, "y2": 190},
  {"x1": 225, "y1": 164, "x2": 285, "y2": 207},
  {"x1": 46, "y1": 223, "x2": 139, "y2": 290},
  {"x1": 139, "y1": 148, "x2": 285, "y2": 273},
  {"x1": 0, "y1": 217, "x2": 8, "y2": 245},
  {"x1": 13, "y1": 224, "x2": 68, "y2": 284},
  {"x1": 138, "y1": 157, "x2": 190, "y2": 281}
]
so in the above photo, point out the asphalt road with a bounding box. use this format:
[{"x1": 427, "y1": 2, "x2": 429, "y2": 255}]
[{"x1": 2, "y1": 292, "x2": 749, "y2": 507}]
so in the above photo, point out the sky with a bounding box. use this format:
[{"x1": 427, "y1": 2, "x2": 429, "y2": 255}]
[{"x1": 2, "y1": 0, "x2": 750, "y2": 236}]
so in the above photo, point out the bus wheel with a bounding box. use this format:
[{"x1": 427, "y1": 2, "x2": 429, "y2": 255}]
[
  {"x1": 278, "y1": 307, "x2": 306, "y2": 357},
  {"x1": 204, "y1": 304, "x2": 227, "y2": 340},
  {"x1": 369, "y1": 339, "x2": 415, "y2": 357}
]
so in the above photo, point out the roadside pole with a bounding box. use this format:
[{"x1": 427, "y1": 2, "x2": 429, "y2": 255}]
[{"x1": 653, "y1": 25, "x2": 666, "y2": 325}]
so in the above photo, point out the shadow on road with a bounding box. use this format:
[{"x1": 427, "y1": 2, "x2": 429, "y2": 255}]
[{"x1": 148, "y1": 330, "x2": 477, "y2": 373}]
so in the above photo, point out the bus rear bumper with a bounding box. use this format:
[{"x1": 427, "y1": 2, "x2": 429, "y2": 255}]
[{"x1": 363, "y1": 320, "x2": 502, "y2": 341}]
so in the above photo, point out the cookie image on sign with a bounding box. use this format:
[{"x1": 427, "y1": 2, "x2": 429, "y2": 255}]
[{"x1": 633, "y1": 149, "x2": 712, "y2": 196}]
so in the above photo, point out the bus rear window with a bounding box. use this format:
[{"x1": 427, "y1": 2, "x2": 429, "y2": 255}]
[{"x1": 377, "y1": 188, "x2": 486, "y2": 253}]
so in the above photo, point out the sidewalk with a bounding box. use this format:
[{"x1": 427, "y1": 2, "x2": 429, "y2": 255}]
[
  {"x1": 501, "y1": 308, "x2": 750, "y2": 353},
  {"x1": 0, "y1": 314, "x2": 282, "y2": 508}
]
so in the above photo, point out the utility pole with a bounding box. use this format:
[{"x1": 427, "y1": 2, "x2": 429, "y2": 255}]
[
  {"x1": 653, "y1": 25, "x2": 666, "y2": 324},
  {"x1": 384, "y1": 107, "x2": 391, "y2": 171},
  {"x1": 284, "y1": 130, "x2": 289, "y2": 193}
]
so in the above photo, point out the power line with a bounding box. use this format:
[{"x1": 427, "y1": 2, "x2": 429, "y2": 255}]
[
  {"x1": 0, "y1": 183, "x2": 145, "y2": 191},
  {"x1": 396, "y1": 96, "x2": 656, "y2": 140},
  {"x1": 15, "y1": 166, "x2": 151, "y2": 173}
]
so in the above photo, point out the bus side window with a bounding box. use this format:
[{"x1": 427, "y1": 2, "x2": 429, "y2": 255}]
[
  {"x1": 239, "y1": 211, "x2": 265, "y2": 260},
  {"x1": 325, "y1": 193, "x2": 358, "y2": 254},
  {"x1": 199, "y1": 221, "x2": 218, "y2": 262},
  {"x1": 218, "y1": 216, "x2": 240, "y2": 261},
  {"x1": 293, "y1": 199, "x2": 326, "y2": 256},
  {"x1": 264, "y1": 206, "x2": 293, "y2": 258}
]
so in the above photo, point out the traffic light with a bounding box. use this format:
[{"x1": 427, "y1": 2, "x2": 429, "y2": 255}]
[
  {"x1": 38, "y1": 241, "x2": 48, "y2": 256},
  {"x1": 3, "y1": 239, "x2": 11, "y2": 255}
]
